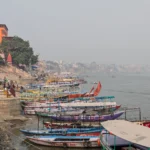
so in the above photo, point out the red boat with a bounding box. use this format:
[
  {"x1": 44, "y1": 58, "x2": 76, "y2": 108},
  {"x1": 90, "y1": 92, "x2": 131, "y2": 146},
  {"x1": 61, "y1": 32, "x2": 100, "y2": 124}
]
[
  {"x1": 68, "y1": 82, "x2": 102, "y2": 99},
  {"x1": 67, "y1": 131, "x2": 100, "y2": 136},
  {"x1": 143, "y1": 121, "x2": 150, "y2": 127},
  {"x1": 44, "y1": 120, "x2": 150, "y2": 129},
  {"x1": 136, "y1": 121, "x2": 150, "y2": 127}
]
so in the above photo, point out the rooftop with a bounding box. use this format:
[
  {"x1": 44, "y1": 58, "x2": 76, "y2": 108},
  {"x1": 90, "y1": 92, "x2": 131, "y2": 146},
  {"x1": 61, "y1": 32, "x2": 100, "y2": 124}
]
[
  {"x1": 2, "y1": 37, "x2": 13, "y2": 40},
  {"x1": 0, "y1": 24, "x2": 8, "y2": 31}
]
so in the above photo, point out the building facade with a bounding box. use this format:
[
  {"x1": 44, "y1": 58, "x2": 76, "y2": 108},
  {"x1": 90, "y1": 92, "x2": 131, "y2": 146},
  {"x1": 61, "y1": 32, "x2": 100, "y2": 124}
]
[{"x1": 0, "y1": 24, "x2": 8, "y2": 43}]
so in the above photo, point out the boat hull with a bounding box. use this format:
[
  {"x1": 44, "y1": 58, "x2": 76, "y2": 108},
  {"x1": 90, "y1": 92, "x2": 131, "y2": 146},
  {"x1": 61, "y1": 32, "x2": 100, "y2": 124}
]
[
  {"x1": 23, "y1": 131, "x2": 101, "y2": 137},
  {"x1": 50, "y1": 111, "x2": 124, "y2": 122},
  {"x1": 44, "y1": 122, "x2": 99, "y2": 129},
  {"x1": 20, "y1": 128, "x2": 102, "y2": 136},
  {"x1": 24, "y1": 108, "x2": 84, "y2": 115},
  {"x1": 27, "y1": 137, "x2": 100, "y2": 147}
]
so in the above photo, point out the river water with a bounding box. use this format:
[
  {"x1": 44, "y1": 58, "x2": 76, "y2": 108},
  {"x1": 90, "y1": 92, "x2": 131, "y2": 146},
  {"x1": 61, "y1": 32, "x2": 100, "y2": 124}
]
[{"x1": 12, "y1": 72, "x2": 150, "y2": 150}]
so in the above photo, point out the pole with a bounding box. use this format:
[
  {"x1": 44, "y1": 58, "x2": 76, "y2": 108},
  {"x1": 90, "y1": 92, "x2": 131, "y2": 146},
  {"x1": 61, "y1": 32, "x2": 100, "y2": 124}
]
[
  {"x1": 139, "y1": 108, "x2": 141, "y2": 121},
  {"x1": 99, "y1": 113, "x2": 101, "y2": 128},
  {"x1": 43, "y1": 117, "x2": 44, "y2": 129},
  {"x1": 51, "y1": 114, "x2": 52, "y2": 132},
  {"x1": 114, "y1": 135, "x2": 116, "y2": 150},
  {"x1": 125, "y1": 108, "x2": 127, "y2": 120},
  {"x1": 129, "y1": 143, "x2": 131, "y2": 150},
  {"x1": 83, "y1": 111, "x2": 84, "y2": 126},
  {"x1": 37, "y1": 114, "x2": 39, "y2": 133},
  {"x1": 106, "y1": 130, "x2": 108, "y2": 143},
  {"x1": 102, "y1": 144, "x2": 105, "y2": 150}
]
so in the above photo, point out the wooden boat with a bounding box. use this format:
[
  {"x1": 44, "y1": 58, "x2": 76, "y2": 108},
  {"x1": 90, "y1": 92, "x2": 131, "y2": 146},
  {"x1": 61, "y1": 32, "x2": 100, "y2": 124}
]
[
  {"x1": 27, "y1": 135, "x2": 101, "y2": 147},
  {"x1": 54, "y1": 95, "x2": 115, "y2": 102},
  {"x1": 77, "y1": 79, "x2": 87, "y2": 84},
  {"x1": 24, "y1": 101, "x2": 58, "y2": 108},
  {"x1": 22, "y1": 95, "x2": 115, "y2": 108},
  {"x1": 24, "y1": 100, "x2": 118, "y2": 115},
  {"x1": 44, "y1": 120, "x2": 150, "y2": 130},
  {"x1": 46, "y1": 81, "x2": 80, "y2": 88},
  {"x1": 24, "y1": 101, "x2": 117, "y2": 109},
  {"x1": 137, "y1": 121, "x2": 150, "y2": 127},
  {"x1": 60, "y1": 101, "x2": 117, "y2": 108},
  {"x1": 67, "y1": 82, "x2": 101, "y2": 99},
  {"x1": 86, "y1": 105, "x2": 121, "y2": 115},
  {"x1": 100, "y1": 120, "x2": 150, "y2": 150},
  {"x1": 23, "y1": 102, "x2": 59, "y2": 115},
  {"x1": 25, "y1": 107, "x2": 85, "y2": 115},
  {"x1": 20, "y1": 127, "x2": 103, "y2": 136},
  {"x1": 49, "y1": 111, "x2": 124, "y2": 122},
  {"x1": 37, "y1": 109, "x2": 85, "y2": 116},
  {"x1": 35, "y1": 104, "x2": 120, "y2": 116},
  {"x1": 100, "y1": 121, "x2": 150, "y2": 148},
  {"x1": 44, "y1": 122, "x2": 100, "y2": 129}
]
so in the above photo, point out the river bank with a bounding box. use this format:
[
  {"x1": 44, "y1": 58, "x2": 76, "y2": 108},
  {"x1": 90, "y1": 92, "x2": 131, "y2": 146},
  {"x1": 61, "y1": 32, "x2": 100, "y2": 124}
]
[
  {"x1": 0, "y1": 97, "x2": 28, "y2": 150},
  {"x1": 0, "y1": 118, "x2": 26, "y2": 150},
  {"x1": 10, "y1": 116, "x2": 59, "y2": 150},
  {"x1": 0, "y1": 65, "x2": 41, "y2": 150},
  {"x1": 0, "y1": 124, "x2": 15, "y2": 150}
]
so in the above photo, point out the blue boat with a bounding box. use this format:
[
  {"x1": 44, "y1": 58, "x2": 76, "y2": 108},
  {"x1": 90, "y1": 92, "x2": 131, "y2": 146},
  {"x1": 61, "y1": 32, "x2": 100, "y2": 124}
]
[{"x1": 20, "y1": 127, "x2": 103, "y2": 136}]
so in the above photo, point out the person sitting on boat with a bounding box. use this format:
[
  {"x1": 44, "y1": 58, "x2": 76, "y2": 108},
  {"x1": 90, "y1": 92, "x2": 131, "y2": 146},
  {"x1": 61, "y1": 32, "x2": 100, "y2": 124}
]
[
  {"x1": 20, "y1": 86, "x2": 25, "y2": 93},
  {"x1": 44, "y1": 94, "x2": 49, "y2": 100}
]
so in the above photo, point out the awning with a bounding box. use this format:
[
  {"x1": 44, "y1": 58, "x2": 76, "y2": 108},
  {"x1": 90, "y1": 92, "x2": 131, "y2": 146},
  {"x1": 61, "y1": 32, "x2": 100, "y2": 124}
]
[{"x1": 101, "y1": 120, "x2": 150, "y2": 147}]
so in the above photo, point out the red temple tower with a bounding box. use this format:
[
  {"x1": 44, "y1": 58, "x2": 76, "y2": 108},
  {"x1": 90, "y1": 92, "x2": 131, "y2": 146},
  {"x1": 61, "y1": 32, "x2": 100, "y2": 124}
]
[{"x1": 7, "y1": 53, "x2": 12, "y2": 65}]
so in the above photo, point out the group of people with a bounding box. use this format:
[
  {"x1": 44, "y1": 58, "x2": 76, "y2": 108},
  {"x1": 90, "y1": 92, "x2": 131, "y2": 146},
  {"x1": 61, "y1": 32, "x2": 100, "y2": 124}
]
[{"x1": 3, "y1": 77, "x2": 17, "y2": 97}]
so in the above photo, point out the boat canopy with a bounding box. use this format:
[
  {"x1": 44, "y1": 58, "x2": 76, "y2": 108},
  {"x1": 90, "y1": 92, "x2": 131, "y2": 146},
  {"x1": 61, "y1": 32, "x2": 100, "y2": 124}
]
[
  {"x1": 63, "y1": 79, "x2": 74, "y2": 82},
  {"x1": 101, "y1": 120, "x2": 150, "y2": 148},
  {"x1": 96, "y1": 96, "x2": 115, "y2": 100}
]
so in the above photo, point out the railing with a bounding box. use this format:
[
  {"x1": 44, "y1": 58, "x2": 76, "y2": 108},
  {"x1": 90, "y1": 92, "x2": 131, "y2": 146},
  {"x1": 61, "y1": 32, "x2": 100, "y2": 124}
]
[
  {"x1": 118, "y1": 107, "x2": 142, "y2": 121},
  {"x1": 100, "y1": 133, "x2": 112, "y2": 150}
]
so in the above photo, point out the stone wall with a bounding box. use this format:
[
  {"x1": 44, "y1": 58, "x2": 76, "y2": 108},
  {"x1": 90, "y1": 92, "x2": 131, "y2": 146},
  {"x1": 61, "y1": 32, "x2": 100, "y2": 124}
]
[
  {"x1": 19, "y1": 78, "x2": 36, "y2": 86},
  {"x1": 0, "y1": 98, "x2": 21, "y2": 116}
]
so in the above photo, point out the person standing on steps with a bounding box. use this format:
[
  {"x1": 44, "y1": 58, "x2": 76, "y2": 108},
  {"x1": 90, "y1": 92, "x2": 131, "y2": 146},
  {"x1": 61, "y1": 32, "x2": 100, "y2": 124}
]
[{"x1": 9, "y1": 80, "x2": 16, "y2": 97}]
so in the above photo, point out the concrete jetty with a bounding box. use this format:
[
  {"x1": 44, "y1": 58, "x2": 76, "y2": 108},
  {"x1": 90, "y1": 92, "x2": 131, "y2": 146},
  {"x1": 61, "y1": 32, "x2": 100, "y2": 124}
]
[{"x1": 0, "y1": 96, "x2": 27, "y2": 122}]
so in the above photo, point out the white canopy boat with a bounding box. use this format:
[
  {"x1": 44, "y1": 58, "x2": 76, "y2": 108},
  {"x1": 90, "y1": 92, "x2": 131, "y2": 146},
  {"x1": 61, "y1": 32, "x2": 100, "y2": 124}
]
[{"x1": 100, "y1": 120, "x2": 150, "y2": 150}]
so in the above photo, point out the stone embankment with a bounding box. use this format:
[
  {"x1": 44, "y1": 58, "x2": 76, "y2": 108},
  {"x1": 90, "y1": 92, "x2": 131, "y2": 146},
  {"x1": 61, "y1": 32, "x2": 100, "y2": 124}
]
[
  {"x1": 0, "y1": 97, "x2": 21, "y2": 116},
  {"x1": 0, "y1": 96, "x2": 28, "y2": 122},
  {"x1": 0, "y1": 97, "x2": 28, "y2": 150},
  {"x1": 0, "y1": 66, "x2": 34, "y2": 149}
]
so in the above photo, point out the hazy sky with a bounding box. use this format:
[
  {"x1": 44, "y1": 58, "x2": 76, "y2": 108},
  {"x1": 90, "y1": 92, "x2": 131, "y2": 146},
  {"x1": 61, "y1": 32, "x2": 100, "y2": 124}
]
[{"x1": 1, "y1": 0, "x2": 150, "y2": 64}]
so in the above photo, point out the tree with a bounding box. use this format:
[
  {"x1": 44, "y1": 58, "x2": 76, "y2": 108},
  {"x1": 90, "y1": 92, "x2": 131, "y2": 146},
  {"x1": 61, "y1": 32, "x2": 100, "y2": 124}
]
[
  {"x1": 0, "y1": 36, "x2": 38, "y2": 66},
  {"x1": 0, "y1": 56, "x2": 5, "y2": 65}
]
